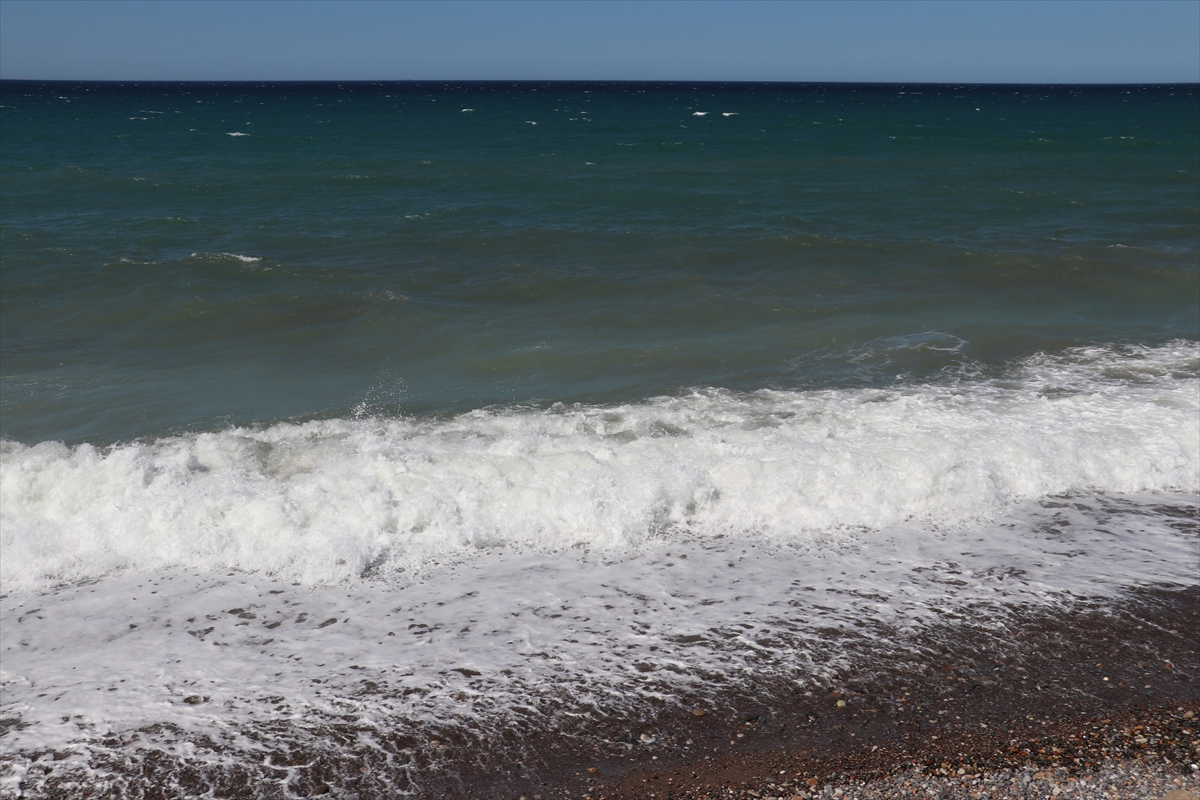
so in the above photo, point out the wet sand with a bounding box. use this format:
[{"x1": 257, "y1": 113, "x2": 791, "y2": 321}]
[
  {"x1": 8, "y1": 586, "x2": 1196, "y2": 799},
  {"x1": 435, "y1": 585, "x2": 1198, "y2": 800}
]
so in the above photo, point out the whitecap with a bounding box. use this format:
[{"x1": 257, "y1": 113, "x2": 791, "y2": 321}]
[
  {"x1": 2, "y1": 341, "x2": 1195, "y2": 593},
  {"x1": 2, "y1": 342, "x2": 1195, "y2": 786},
  {"x1": 189, "y1": 252, "x2": 262, "y2": 263}
]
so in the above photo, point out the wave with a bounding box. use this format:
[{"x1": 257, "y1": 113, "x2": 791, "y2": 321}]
[
  {"x1": 188, "y1": 251, "x2": 262, "y2": 263},
  {"x1": 2, "y1": 341, "x2": 1196, "y2": 593}
]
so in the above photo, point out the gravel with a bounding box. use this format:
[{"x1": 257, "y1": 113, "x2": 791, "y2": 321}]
[{"x1": 682, "y1": 761, "x2": 1198, "y2": 800}]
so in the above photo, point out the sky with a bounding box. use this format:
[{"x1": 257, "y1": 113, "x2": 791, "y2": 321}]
[{"x1": 0, "y1": 0, "x2": 1197, "y2": 84}]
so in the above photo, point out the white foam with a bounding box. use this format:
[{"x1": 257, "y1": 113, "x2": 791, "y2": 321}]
[
  {"x1": 188, "y1": 251, "x2": 262, "y2": 264},
  {"x1": 226, "y1": 132, "x2": 249, "y2": 136},
  {"x1": 1, "y1": 342, "x2": 1196, "y2": 594},
  {"x1": 692, "y1": 111, "x2": 708, "y2": 116},
  {"x1": 1, "y1": 491, "x2": 1195, "y2": 783},
  {"x1": 1, "y1": 342, "x2": 1196, "y2": 788}
]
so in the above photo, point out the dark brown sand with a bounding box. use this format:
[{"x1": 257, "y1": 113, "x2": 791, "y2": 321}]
[
  {"x1": 8, "y1": 587, "x2": 1196, "y2": 799},
  {"x1": 431, "y1": 585, "x2": 1198, "y2": 800}
]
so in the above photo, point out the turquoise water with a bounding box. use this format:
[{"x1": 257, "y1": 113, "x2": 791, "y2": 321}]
[
  {"x1": 2, "y1": 82, "x2": 1198, "y2": 796},
  {"x1": 2, "y1": 81, "x2": 1197, "y2": 443}
]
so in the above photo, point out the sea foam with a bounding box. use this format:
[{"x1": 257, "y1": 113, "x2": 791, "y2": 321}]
[
  {"x1": 2, "y1": 343, "x2": 1196, "y2": 793},
  {"x1": 2, "y1": 341, "x2": 1196, "y2": 594}
]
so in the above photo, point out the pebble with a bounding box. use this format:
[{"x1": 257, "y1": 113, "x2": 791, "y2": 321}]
[{"x1": 637, "y1": 761, "x2": 1198, "y2": 799}]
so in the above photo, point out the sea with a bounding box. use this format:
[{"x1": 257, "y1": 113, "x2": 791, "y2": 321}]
[{"x1": 1, "y1": 80, "x2": 1197, "y2": 797}]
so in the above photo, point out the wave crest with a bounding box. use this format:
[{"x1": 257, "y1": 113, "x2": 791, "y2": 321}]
[{"x1": 2, "y1": 342, "x2": 1196, "y2": 592}]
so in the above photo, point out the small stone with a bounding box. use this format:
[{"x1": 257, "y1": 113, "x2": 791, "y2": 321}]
[
  {"x1": 836, "y1": 700, "x2": 846, "y2": 708},
  {"x1": 640, "y1": 733, "x2": 652, "y2": 741},
  {"x1": 692, "y1": 709, "x2": 705, "y2": 716},
  {"x1": 587, "y1": 767, "x2": 597, "y2": 774}
]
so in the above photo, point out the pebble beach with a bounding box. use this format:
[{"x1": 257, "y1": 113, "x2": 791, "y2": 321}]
[{"x1": 428, "y1": 587, "x2": 1199, "y2": 800}]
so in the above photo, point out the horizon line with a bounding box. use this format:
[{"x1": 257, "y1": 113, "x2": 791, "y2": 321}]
[{"x1": 2, "y1": 78, "x2": 1197, "y2": 87}]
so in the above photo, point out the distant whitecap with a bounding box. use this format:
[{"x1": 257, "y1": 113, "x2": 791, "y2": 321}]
[
  {"x1": 189, "y1": 251, "x2": 262, "y2": 263},
  {"x1": 219, "y1": 252, "x2": 261, "y2": 263}
]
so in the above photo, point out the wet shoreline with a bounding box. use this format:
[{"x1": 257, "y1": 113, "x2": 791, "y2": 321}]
[
  {"x1": 439, "y1": 585, "x2": 1199, "y2": 799},
  {"x1": 5, "y1": 585, "x2": 1196, "y2": 799}
]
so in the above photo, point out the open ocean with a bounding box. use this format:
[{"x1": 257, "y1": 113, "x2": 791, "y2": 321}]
[{"x1": 1, "y1": 81, "x2": 1197, "y2": 797}]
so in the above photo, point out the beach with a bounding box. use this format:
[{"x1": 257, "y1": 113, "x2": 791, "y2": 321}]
[
  {"x1": 1, "y1": 80, "x2": 1197, "y2": 798},
  {"x1": 463, "y1": 586, "x2": 1200, "y2": 799},
  {"x1": 7, "y1": 584, "x2": 1196, "y2": 798}
]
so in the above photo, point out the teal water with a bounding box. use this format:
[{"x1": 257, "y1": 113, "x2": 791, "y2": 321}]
[
  {"x1": 3, "y1": 82, "x2": 1199, "y2": 797},
  {"x1": 2, "y1": 81, "x2": 1197, "y2": 444}
]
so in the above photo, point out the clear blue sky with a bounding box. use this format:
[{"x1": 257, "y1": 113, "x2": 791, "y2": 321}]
[{"x1": 1, "y1": 0, "x2": 1197, "y2": 83}]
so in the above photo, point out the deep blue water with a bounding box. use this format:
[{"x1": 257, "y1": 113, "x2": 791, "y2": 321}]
[{"x1": 2, "y1": 81, "x2": 1197, "y2": 444}]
